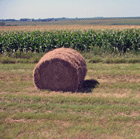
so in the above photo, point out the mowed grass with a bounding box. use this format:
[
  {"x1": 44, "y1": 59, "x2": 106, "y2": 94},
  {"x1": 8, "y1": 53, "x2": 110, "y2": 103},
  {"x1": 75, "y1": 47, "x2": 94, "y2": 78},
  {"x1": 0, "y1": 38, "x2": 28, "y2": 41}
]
[{"x1": 0, "y1": 62, "x2": 140, "y2": 139}]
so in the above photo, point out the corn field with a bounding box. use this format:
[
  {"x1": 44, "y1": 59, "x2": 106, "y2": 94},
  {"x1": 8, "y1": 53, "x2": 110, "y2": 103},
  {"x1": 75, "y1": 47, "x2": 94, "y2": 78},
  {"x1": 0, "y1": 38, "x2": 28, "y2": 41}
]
[{"x1": 0, "y1": 29, "x2": 140, "y2": 54}]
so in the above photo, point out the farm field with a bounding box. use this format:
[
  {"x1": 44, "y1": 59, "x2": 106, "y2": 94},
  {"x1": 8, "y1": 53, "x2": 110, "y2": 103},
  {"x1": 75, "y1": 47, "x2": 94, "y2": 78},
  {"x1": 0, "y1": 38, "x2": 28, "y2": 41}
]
[
  {"x1": 2, "y1": 17, "x2": 140, "y2": 27},
  {"x1": 0, "y1": 62, "x2": 140, "y2": 138},
  {"x1": 0, "y1": 24, "x2": 140, "y2": 138},
  {"x1": 1, "y1": 27, "x2": 140, "y2": 55},
  {"x1": 1, "y1": 25, "x2": 140, "y2": 31}
]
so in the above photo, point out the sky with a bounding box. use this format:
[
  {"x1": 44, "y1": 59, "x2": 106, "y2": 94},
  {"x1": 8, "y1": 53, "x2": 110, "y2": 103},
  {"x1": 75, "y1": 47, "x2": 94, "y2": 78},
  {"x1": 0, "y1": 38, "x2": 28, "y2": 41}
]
[{"x1": 0, "y1": 0, "x2": 140, "y2": 19}]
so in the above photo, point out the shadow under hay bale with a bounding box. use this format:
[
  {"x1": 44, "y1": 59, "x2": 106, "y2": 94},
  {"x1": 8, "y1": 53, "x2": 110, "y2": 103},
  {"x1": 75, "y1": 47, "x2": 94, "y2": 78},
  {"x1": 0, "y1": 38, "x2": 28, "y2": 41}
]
[
  {"x1": 78, "y1": 79, "x2": 100, "y2": 93},
  {"x1": 33, "y1": 48, "x2": 87, "y2": 92}
]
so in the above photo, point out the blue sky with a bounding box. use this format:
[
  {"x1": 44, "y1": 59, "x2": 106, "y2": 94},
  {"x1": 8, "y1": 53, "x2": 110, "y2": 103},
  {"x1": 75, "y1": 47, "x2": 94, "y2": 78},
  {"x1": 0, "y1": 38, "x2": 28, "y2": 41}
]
[{"x1": 0, "y1": 0, "x2": 140, "y2": 19}]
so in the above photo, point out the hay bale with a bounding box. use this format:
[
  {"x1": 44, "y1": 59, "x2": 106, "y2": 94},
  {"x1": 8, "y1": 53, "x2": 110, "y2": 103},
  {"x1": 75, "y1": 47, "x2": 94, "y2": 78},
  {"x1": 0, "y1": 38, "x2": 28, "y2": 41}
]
[{"x1": 33, "y1": 48, "x2": 87, "y2": 91}]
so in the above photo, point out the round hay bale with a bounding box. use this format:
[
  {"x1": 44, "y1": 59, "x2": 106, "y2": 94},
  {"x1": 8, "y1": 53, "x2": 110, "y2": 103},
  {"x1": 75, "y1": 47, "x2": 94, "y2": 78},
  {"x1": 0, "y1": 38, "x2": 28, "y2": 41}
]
[{"x1": 33, "y1": 48, "x2": 87, "y2": 91}]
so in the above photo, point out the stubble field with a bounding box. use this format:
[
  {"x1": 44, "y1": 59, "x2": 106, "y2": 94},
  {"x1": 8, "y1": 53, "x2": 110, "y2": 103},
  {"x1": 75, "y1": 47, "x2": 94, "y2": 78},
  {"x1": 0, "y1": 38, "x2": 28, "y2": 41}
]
[
  {"x1": 1, "y1": 25, "x2": 140, "y2": 31},
  {"x1": 0, "y1": 25, "x2": 140, "y2": 139}
]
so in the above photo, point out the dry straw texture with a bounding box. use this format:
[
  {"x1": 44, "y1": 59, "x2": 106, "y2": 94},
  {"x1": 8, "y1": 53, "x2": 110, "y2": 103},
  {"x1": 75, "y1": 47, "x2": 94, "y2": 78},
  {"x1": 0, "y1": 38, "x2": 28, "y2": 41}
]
[
  {"x1": 33, "y1": 48, "x2": 87, "y2": 91},
  {"x1": 1, "y1": 25, "x2": 140, "y2": 31}
]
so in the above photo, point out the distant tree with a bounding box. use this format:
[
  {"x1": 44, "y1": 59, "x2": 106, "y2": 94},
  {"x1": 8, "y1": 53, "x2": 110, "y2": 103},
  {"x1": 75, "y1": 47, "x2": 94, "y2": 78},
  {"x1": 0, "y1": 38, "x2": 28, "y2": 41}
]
[
  {"x1": 5, "y1": 19, "x2": 16, "y2": 22},
  {"x1": 0, "y1": 22, "x2": 5, "y2": 26},
  {"x1": 20, "y1": 18, "x2": 30, "y2": 21}
]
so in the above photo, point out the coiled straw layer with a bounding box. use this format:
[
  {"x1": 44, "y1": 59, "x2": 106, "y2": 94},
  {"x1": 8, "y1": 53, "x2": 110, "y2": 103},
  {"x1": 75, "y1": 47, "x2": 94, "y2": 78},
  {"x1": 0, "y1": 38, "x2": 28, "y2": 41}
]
[{"x1": 33, "y1": 48, "x2": 87, "y2": 91}]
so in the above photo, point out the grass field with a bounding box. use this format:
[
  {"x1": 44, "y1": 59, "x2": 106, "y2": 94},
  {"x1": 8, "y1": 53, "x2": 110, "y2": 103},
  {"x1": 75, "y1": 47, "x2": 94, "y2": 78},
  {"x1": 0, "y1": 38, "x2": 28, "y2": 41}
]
[
  {"x1": 0, "y1": 24, "x2": 140, "y2": 138},
  {"x1": 0, "y1": 61, "x2": 140, "y2": 139}
]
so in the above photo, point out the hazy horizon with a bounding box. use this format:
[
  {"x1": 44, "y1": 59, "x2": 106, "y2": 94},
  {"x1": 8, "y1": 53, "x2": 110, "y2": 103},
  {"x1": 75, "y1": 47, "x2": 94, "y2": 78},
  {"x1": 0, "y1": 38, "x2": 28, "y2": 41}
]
[{"x1": 0, "y1": 0, "x2": 140, "y2": 20}]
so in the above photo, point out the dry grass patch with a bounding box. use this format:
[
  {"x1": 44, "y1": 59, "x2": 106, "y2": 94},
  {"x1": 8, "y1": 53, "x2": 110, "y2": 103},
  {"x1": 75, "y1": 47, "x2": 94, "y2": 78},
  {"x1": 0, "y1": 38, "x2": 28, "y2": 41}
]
[
  {"x1": 91, "y1": 92, "x2": 130, "y2": 98},
  {"x1": 5, "y1": 118, "x2": 31, "y2": 123},
  {"x1": 97, "y1": 75, "x2": 140, "y2": 83},
  {"x1": 1, "y1": 25, "x2": 140, "y2": 31},
  {"x1": 119, "y1": 112, "x2": 140, "y2": 117}
]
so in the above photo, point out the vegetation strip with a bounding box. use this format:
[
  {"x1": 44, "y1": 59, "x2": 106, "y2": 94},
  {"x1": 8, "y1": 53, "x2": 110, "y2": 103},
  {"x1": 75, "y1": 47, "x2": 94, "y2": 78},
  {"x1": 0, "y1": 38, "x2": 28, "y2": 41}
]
[{"x1": 1, "y1": 29, "x2": 140, "y2": 54}]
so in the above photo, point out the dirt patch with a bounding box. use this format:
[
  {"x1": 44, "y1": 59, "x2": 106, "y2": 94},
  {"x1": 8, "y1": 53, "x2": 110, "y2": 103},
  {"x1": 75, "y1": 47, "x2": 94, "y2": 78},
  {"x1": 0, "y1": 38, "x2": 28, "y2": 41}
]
[
  {"x1": 5, "y1": 118, "x2": 36, "y2": 124},
  {"x1": 0, "y1": 73, "x2": 32, "y2": 81},
  {"x1": 97, "y1": 75, "x2": 140, "y2": 83},
  {"x1": 119, "y1": 112, "x2": 140, "y2": 117},
  {"x1": 92, "y1": 92, "x2": 130, "y2": 98},
  {"x1": 5, "y1": 118, "x2": 32, "y2": 123},
  {"x1": 56, "y1": 120, "x2": 72, "y2": 128}
]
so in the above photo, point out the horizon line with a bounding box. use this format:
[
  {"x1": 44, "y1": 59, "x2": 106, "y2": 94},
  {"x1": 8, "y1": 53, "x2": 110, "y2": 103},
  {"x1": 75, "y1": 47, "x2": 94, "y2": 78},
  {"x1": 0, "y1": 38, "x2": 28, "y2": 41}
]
[{"x1": 1, "y1": 16, "x2": 140, "y2": 20}]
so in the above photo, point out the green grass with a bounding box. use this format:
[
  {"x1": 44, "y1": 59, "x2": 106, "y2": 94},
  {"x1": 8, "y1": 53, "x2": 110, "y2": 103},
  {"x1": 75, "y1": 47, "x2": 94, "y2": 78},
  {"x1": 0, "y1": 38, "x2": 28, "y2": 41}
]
[
  {"x1": 0, "y1": 50, "x2": 140, "y2": 64},
  {"x1": 0, "y1": 61, "x2": 140, "y2": 139}
]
